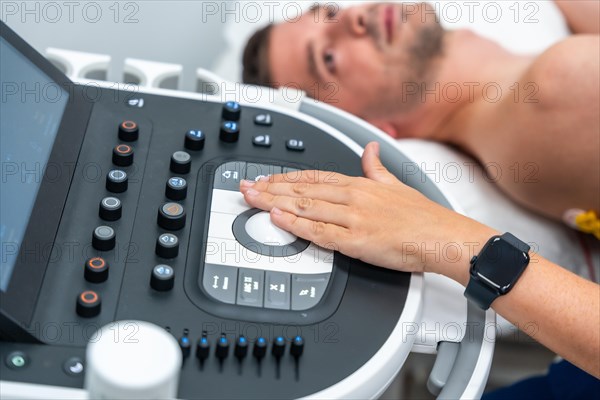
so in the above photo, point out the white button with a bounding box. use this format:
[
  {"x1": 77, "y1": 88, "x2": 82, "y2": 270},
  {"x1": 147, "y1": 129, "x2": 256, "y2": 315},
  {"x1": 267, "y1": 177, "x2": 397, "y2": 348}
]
[{"x1": 245, "y1": 212, "x2": 296, "y2": 246}]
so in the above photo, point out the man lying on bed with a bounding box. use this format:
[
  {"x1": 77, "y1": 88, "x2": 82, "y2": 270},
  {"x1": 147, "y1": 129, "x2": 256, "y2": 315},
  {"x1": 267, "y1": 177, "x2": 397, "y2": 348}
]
[{"x1": 241, "y1": 1, "x2": 599, "y2": 236}]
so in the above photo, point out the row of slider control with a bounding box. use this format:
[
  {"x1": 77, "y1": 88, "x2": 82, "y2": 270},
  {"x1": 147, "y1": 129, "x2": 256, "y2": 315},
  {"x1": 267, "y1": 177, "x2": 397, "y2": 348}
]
[{"x1": 192, "y1": 335, "x2": 303, "y2": 361}]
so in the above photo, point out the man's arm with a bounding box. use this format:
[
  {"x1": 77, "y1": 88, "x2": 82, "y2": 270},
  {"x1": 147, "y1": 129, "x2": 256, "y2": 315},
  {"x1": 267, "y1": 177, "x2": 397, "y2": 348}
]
[
  {"x1": 240, "y1": 142, "x2": 600, "y2": 378},
  {"x1": 555, "y1": 0, "x2": 600, "y2": 34}
]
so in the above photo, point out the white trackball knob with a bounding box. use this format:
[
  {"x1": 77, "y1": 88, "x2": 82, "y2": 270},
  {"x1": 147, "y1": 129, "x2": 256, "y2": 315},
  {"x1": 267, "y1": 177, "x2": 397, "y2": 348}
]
[
  {"x1": 245, "y1": 212, "x2": 297, "y2": 246},
  {"x1": 85, "y1": 321, "x2": 181, "y2": 399}
]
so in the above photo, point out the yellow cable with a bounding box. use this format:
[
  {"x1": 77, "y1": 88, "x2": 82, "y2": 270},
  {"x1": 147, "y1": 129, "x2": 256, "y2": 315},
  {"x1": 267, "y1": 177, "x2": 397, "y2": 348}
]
[{"x1": 575, "y1": 210, "x2": 600, "y2": 240}]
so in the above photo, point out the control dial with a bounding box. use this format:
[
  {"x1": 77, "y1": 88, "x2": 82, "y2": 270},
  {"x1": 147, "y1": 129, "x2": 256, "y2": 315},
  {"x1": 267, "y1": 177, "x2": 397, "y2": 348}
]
[
  {"x1": 165, "y1": 177, "x2": 187, "y2": 201},
  {"x1": 157, "y1": 203, "x2": 186, "y2": 231},
  {"x1": 184, "y1": 130, "x2": 205, "y2": 151},
  {"x1": 150, "y1": 265, "x2": 175, "y2": 292},
  {"x1": 219, "y1": 121, "x2": 240, "y2": 143},
  {"x1": 76, "y1": 290, "x2": 101, "y2": 318},
  {"x1": 156, "y1": 233, "x2": 179, "y2": 259},
  {"x1": 106, "y1": 170, "x2": 128, "y2": 193},
  {"x1": 222, "y1": 101, "x2": 241, "y2": 121},
  {"x1": 84, "y1": 257, "x2": 109, "y2": 283},
  {"x1": 170, "y1": 151, "x2": 191, "y2": 174},
  {"x1": 112, "y1": 144, "x2": 134, "y2": 167},
  {"x1": 118, "y1": 121, "x2": 139, "y2": 142},
  {"x1": 99, "y1": 197, "x2": 122, "y2": 221},
  {"x1": 92, "y1": 226, "x2": 116, "y2": 251}
]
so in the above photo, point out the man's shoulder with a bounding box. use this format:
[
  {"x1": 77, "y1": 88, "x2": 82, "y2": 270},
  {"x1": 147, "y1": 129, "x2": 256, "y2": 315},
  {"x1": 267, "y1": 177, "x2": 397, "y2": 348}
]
[
  {"x1": 532, "y1": 35, "x2": 599, "y2": 72},
  {"x1": 524, "y1": 35, "x2": 599, "y2": 108}
]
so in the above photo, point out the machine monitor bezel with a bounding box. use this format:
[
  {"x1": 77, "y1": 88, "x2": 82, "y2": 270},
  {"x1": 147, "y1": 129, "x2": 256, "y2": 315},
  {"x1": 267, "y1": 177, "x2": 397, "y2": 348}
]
[{"x1": 0, "y1": 21, "x2": 93, "y2": 335}]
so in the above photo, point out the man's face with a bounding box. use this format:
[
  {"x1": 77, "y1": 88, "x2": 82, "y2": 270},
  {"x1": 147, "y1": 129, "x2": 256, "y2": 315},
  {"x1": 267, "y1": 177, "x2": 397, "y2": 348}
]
[{"x1": 269, "y1": 2, "x2": 444, "y2": 122}]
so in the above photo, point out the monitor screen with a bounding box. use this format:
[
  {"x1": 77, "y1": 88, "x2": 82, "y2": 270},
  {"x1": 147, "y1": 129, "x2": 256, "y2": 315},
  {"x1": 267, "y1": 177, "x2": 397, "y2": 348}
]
[{"x1": 0, "y1": 36, "x2": 69, "y2": 292}]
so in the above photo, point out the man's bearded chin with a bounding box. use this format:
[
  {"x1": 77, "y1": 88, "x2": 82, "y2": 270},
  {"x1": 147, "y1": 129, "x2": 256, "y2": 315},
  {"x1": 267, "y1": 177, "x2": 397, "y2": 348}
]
[
  {"x1": 375, "y1": 21, "x2": 445, "y2": 119},
  {"x1": 366, "y1": 22, "x2": 446, "y2": 139},
  {"x1": 409, "y1": 22, "x2": 445, "y2": 81}
]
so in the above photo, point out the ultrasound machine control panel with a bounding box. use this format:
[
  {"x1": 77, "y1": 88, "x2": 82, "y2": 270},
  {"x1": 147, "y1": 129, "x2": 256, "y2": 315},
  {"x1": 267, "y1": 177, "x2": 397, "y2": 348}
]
[{"x1": 0, "y1": 21, "x2": 494, "y2": 399}]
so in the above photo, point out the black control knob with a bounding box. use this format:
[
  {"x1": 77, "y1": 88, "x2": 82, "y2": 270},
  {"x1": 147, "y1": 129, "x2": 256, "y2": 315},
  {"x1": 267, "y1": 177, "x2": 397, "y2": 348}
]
[
  {"x1": 106, "y1": 170, "x2": 128, "y2": 193},
  {"x1": 165, "y1": 177, "x2": 188, "y2": 201},
  {"x1": 118, "y1": 120, "x2": 139, "y2": 142},
  {"x1": 216, "y1": 335, "x2": 229, "y2": 360},
  {"x1": 184, "y1": 130, "x2": 205, "y2": 151},
  {"x1": 219, "y1": 121, "x2": 240, "y2": 143},
  {"x1": 196, "y1": 335, "x2": 210, "y2": 361},
  {"x1": 272, "y1": 336, "x2": 286, "y2": 359},
  {"x1": 99, "y1": 197, "x2": 122, "y2": 221},
  {"x1": 112, "y1": 144, "x2": 134, "y2": 167},
  {"x1": 150, "y1": 264, "x2": 175, "y2": 292},
  {"x1": 157, "y1": 203, "x2": 186, "y2": 231},
  {"x1": 253, "y1": 337, "x2": 267, "y2": 360},
  {"x1": 76, "y1": 290, "x2": 101, "y2": 318},
  {"x1": 170, "y1": 151, "x2": 191, "y2": 175},
  {"x1": 179, "y1": 336, "x2": 191, "y2": 359},
  {"x1": 92, "y1": 226, "x2": 115, "y2": 251},
  {"x1": 290, "y1": 336, "x2": 304, "y2": 358},
  {"x1": 84, "y1": 257, "x2": 109, "y2": 283},
  {"x1": 156, "y1": 233, "x2": 179, "y2": 259},
  {"x1": 234, "y1": 336, "x2": 248, "y2": 360},
  {"x1": 222, "y1": 101, "x2": 241, "y2": 121}
]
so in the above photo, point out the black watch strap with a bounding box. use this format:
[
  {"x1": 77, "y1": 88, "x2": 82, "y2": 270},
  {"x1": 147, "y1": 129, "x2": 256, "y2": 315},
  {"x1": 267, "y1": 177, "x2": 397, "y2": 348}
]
[
  {"x1": 502, "y1": 232, "x2": 530, "y2": 253},
  {"x1": 465, "y1": 277, "x2": 498, "y2": 310}
]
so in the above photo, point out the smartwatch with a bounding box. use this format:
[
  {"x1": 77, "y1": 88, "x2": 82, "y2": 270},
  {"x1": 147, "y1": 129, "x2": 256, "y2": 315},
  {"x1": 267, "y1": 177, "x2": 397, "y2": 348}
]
[{"x1": 464, "y1": 233, "x2": 530, "y2": 310}]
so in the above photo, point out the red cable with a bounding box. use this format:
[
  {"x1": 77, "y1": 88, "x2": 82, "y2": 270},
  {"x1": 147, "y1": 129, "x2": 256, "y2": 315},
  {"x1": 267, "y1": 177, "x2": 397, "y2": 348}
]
[{"x1": 577, "y1": 232, "x2": 598, "y2": 283}]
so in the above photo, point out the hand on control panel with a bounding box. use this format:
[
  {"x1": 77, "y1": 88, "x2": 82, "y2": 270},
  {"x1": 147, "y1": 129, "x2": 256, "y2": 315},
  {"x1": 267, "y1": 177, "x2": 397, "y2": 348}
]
[
  {"x1": 241, "y1": 142, "x2": 600, "y2": 380},
  {"x1": 240, "y1": 141, "x2": 495, "y2": 283}
]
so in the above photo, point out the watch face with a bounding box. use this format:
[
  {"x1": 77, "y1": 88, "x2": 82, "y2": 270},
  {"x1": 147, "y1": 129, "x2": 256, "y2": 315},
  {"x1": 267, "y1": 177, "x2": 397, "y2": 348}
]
[{"x1": 474, "y1": 238, "x2": 529, "y2": 293}]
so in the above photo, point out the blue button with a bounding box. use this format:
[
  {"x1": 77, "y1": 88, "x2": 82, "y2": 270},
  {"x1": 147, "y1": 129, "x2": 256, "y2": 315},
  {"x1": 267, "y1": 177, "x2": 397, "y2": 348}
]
[
  {"x1": 169, "y1": 177, "x2": 186, "y2": 188},
  {"x1": 224, "y1": 122, "x2": 238, "y2": 131},
  {"x1": 188, "y1": 130, "x2": 204, "y2": 138},
  {"x1": 155, "y1": 265, "x2": 173, "y2": 276},
  {"x1": 226, "y1": 101, "x2": 240, "y2": 110}
]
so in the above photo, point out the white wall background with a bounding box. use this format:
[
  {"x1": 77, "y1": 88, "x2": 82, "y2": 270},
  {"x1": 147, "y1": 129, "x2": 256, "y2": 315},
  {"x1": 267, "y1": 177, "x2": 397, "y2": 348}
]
[{"x1": 2, "y1": 1, "x2": 569, "y2": 91}]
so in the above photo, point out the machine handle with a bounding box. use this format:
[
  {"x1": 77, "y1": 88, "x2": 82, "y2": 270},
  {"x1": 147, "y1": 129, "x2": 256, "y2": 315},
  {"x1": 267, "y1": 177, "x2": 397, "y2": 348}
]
[{"x1": 427, "y1": 341, "x2": 460, "y2": 396}]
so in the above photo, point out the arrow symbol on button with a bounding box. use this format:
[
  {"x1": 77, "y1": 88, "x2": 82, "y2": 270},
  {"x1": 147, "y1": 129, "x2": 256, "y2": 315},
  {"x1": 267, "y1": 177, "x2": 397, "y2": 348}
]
[
  {"x1": 213, "y1": 275, "x2": 219, "y2": 289},
  {"x1": 222, "y1": 171, "x2": 238, "y2": 180}
]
